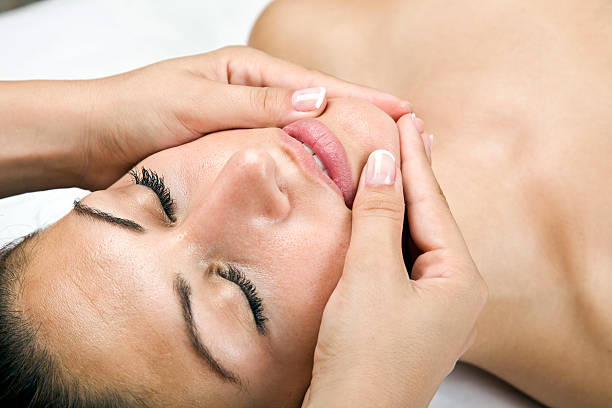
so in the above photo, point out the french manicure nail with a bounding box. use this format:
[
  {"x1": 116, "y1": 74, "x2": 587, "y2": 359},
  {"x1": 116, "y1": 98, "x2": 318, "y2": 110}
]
[
  {"x1": 366, "y1": 149, "x2": 396, "y2": 186},
  {"x1": 424, "y1": 134, "x2": 433, "y2": 162},
  {"x1": 292, "y1": 87, "x2": 326, "y2": 112},
  {"x1": 410, "y1": 112, "x2": 425, "y2": 133}
]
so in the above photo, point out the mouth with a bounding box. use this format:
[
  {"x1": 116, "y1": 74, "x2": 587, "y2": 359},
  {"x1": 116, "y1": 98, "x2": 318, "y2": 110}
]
[{"x1": 282, "y1": 118, "x2": 355, "y2": 208}]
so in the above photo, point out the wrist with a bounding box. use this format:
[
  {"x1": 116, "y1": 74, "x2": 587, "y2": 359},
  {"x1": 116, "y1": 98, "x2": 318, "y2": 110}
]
[
  {"x1": 0, "y1": 80, "x2": 99, "y2": 196},
  {"x1": 73, "y1": 76, "x2": 126, "y2": 190},
  {"x1": 301, "y1": 380, "x2": 396, "y2": 408},
  {"x1": 78, "y1": 73, "x2": 156, "y2": 191},
  {"x1": 301, "y1": 362, "x2": 441, "y2": 408}
]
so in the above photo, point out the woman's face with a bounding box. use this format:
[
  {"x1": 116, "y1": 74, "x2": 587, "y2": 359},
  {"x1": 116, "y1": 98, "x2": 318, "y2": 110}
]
[{"x1": 21, "y1": 98, "x2": 399, "y2": 407}]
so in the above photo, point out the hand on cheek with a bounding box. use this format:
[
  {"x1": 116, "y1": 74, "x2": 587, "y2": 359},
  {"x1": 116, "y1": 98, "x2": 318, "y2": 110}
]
[
  {"x1": 302, "y1": 116, "x2": 487, "y2": 408},
  {"x1": 81, "y1": 46, "x2": 412, "y2": 190}
]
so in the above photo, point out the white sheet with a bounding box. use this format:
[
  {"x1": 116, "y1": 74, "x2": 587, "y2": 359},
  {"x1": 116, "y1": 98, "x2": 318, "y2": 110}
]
[{"x1": 0, "y1": 1, "x2": 542, "y2": 406}]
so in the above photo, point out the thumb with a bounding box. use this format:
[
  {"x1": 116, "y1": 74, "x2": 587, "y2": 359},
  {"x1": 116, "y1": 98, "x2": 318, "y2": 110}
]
[
  {"x1": 344, "y1": 149, "x2": 406, "y2": 280},
  {"x1": 193, "y1": 81, "x2": 328, "y2": 134}
]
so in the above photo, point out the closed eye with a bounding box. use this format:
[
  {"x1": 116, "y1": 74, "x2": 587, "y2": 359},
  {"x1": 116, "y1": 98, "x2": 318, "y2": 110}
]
[
  {"x1": 213, "y1": 262, "x2": 268, "y2": 335},
  {"x1": 129, "y1": 167, "x2": 176, "y2": 222}
]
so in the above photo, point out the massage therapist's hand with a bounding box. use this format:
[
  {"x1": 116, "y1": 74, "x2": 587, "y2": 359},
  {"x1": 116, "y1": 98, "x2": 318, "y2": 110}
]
[
  {"x1": 302, "y1": 117, "x2": 488, "y2": 408},
  {"x1": 80, "y1": 46, "x2": 411, "y2": 190}
]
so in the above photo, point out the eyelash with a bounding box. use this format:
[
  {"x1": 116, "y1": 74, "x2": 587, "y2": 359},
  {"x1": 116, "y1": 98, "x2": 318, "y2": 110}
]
[
  {"x1": 128, "y1": 170, "x2": 267, "y2": 333},
  {"x1": 129, "y1": 168, "x2": 176, "y2": 222},
  {"x1": 214, "y1": 263, "x2": 268, "y2": 334}
]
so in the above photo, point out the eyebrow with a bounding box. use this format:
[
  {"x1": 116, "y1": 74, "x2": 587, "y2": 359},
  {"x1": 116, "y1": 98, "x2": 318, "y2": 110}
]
[
  {"x1": 174, "y1": 274, "x2": 241, "y2": 385},
  {"x1": 72, "y1": 200, "x2": 241, "y2": 383},
  {"x1": 73, "y1": 200, "x2": 145, "y2": 233}
]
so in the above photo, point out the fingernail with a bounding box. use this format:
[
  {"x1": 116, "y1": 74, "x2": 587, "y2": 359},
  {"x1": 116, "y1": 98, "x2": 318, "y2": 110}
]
[
  {"x1": 400, "y1": 100, "x2": 413, "y2": 112},
  {"x1": 292, "y1": 87, "x2": 326, "y2": 111},
  {"x1": 422, "y1": 134, "x2": 433, "y2": 162},
  {"x1": 411, "y1": 112, "x2": 425, "y2": 133},
  {"x1": 366, "y1": 149, "x2": 396, "y2": 186}
]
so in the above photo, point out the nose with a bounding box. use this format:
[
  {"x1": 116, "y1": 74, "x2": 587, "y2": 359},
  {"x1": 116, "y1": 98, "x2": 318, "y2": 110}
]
[
  {"x1": 216, "y1": 148, "x2": 291, "y2": 221},
  {"x1": 180, "y1": 148, "x2": 291, "y2": 246}
]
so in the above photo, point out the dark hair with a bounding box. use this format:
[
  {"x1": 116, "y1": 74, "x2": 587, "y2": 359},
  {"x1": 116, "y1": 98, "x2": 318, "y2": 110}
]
[{"x1": 0, "y1": 233, "x2": 149, "y2": 408}]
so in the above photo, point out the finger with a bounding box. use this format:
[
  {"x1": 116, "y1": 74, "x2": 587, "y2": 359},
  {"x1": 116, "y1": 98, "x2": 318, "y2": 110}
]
[
  {"x1": 420, "y1": 132, "x2": 432, "y2": 163},
  {"x1": 199, "y1": 46, "x2": 412, "y2": 120},
  {"x1": 398, "y1": 114, "x2": 467, "y2": 252},
  {"x1": 410, "y1": 112, "x2": 425, "y2": 134},
  {"x1": 344, "y1": 149, "x2": 406, "y2": 281},
  {"x1": 189, "y1": 81, "x2": 330, "y2": 134}
]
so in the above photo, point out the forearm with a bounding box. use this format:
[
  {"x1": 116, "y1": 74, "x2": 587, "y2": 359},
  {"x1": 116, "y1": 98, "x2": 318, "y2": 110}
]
[
  {"x1": 0, "y1": 80, "x2": 95, "y2": 198},
  {"x1": 301, "y1": 355, "x2": 452, "y2": 408}
]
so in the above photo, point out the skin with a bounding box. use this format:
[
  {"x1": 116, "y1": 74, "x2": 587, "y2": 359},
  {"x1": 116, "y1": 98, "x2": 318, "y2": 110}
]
[
  {"x1": 303, "y1": 115, "x2": 487, "y2": 407},
  {"x1": 18, "y1": 98, "x2": 401, "y2": 408},
  {"x1": 249, "y1": 0, "x2": 612, "y2": 406},
  {"x1": 0, "y1": 46, "x2": 411, "y2": 198}
]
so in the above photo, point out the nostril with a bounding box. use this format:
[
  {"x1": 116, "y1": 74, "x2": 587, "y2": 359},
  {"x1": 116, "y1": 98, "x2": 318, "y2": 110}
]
[{"x1": 275, "y1": 174, "x2": 289, "y2": 196}]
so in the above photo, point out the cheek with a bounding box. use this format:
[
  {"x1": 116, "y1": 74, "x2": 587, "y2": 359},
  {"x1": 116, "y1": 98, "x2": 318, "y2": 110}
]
[
  {"x1": 286, "y1": 232, "x2": 348, "y2": 306},
  {"x1": 266, "y1": 214, "x2": 350, "y2": 364}
]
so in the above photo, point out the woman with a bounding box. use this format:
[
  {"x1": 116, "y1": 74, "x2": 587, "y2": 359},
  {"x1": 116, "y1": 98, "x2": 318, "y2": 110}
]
[
  {"x1": 249, "y1": 0, "x2": 612, "y2": 407},
  {"x1": 0, "y1": 46, "x2": 485, "y2": 407}
]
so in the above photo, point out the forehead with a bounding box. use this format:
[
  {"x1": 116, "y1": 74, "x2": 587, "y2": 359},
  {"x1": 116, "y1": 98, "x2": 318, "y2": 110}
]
[{"x1": 18, "y1": 216, "x2": 207, "y2": 393}]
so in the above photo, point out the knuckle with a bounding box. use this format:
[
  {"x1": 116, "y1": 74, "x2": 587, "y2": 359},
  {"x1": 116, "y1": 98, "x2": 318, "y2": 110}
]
[
  {"x1": 217, "y1": 45, "x2": 248, "y2": 55},
  {"x1": 251, "y1": 87, "x2": 282, "y2": 122},
  {"x1": 249, "y1": 87, "x2": 267, "y2": 111},
  {"x1": 218, "y1": 45, "x2": 264, "y2": 65},
  {"x1": 261, "y1": 87, "x2": 273, "y2": 112},
  {"x1": 354, "y1": 192, "x2": 404, "y2": 222}
]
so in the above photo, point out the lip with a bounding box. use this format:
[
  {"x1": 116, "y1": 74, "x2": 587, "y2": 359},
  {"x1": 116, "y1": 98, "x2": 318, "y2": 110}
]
[{"x1": 281, "y1": 118, "x2": 355, "y2": 207}]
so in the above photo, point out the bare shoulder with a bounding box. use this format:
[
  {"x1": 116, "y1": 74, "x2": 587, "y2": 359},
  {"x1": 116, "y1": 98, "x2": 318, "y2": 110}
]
[
  {"x1": 249, "y1": 0, "x2": 318, "y2": 59},
  {"x1": 249, "y1": 2, "x2": 612, "y2": 405},
  {"x1": 249, "y1": 0, "x2": 382, "y2": 79}
]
